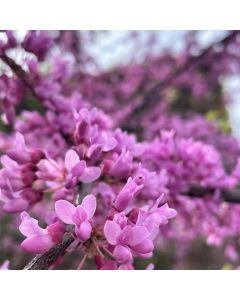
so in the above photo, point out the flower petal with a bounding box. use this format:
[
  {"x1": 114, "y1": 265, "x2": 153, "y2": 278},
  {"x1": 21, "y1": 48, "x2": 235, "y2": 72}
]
[
  {"x1": 158, "y1": 203, "x2": 177, "y2": 219},
  {"x1": 19, "y1": 212, "x2": 46, "y2": 237},
  {"x1": 71, "y1": 161, "x2": 86, "y2": 177},
  {"x1": 113, "y1": 245, "x2": 132, "y2": 264},
  {"x1": 0, "y1": 260, "x2": 10, "y2": 270},
  {"x1": 81, "y1": 194, "x2": 96, "y2": 219},
  {"x1": 131, "y1": 239, "x2": 154, "y2": 254},
  {"x1": 119, "y1": 225, "x2": 150, "y2": 246},
  {"x1": 21, "y1": 235, "x2": 53, "y2": 254},
  {"x1": 55, "y1": 200, "x2": 76, "y2": 224},
  {"x1": 100, "y1": 261, "x2": 117, "y2": 270},
  {"x1": 104, "y1": 221, "x2": 121, "y2": 245},
  {"x1": 115, "y1": 190, "x2": 132, "y2": 211},
  {"x1": 102, "y1": 137, "x2": 117, "y2": 152},
  {"x1": 15, "y1": 132, "x2": 26, "y2": 151},
  {"x1": 72, "y1": 206, "x2": 87, "y2": 224},
  {"x1": 80, "y1": 167, "x2": 101, "y2": 183},
  {"x1": 146, "y1": 263, "x2": 154, "y2": 270},
  {"x1": 65, "y1": 150, "x2": 80, "y2": 172},
  {"x1": 75, "y1": 221, "x2": 92, "y2": 241},
  {"x1": 0, "y1": 155, "x2": 18, "y2": 168},
  {"x1": 118, "y1": 263, "x2": 134, "y2": 270},
  {"x1": 2, "y1": 197, "x2": 29, "y2": 213}
]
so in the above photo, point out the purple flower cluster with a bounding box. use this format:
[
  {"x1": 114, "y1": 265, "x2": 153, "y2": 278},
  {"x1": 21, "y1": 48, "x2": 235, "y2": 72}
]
[
  {"x1": 0, "y1": 100, "x2": 176, "y2": 268},
  {"x1": 0, "y1": 133, "x2": 43, "y2": 213},
  {"x1": 1, "y1": 31, "x2": 240, "y2": 269}
]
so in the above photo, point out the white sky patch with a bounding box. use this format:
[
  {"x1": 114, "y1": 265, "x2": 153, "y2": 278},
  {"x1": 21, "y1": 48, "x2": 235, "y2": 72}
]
[{"x1": 224, "y1": 75, "x2": 240, "y2": 138}]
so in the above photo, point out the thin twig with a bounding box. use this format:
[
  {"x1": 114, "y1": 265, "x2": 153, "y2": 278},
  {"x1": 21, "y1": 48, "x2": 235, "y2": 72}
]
[
  {"x1": 0, "y1": 53, "x2": 41, "y2": 101},
  {"x1": 100, "y1": 245, "x2": 115, "y2": 260},
  {"x1": 92, "y1": 238, "x2": 104, "y2": 258},
  {"x1": 77, "y1": 253, "x2": 88, "y2": 270}
]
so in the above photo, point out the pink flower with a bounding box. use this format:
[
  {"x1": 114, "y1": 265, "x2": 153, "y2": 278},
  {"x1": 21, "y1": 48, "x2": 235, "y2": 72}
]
[
  {"x1": 0, "y1": 133, "x2": 43, "y2": 213},
  {"x1": 0, "y1": 186, "x2": 29, "y2": 213},
  {"x1": 107, "y1": 150, "x2": 133, "y2": 179},
  {"x1": 19, "y1": 212, "x2": 65, "y2": 254},
  {"x1": 55, "y1": 195, "x2": 96, "y2": 241},
  {"x1": 104, "y1": 221, "x2": 153, "y2": 264},
  {"x1": 65, "y1": 150, "x2": 101, "y2": 185},
  {"x1": 96, "y1": 256, "x2": 135, "y2": 270},
  {"x1": 7, "y1": 132, "x2": 44, "y2": 165},
  {"x1": 0, "y1": 260, "x2": 10, "y2": 270},
  {"x1": 114, "y1": 177, "x2": 143, "y2": 211},
  {"x1": 225, "y1": 244, "x2": 238, "y2": 262},
  {"x1": 99, "y1": 260, "x2": 118, "y2": 270},
  {"x1": 101, "y1": 262, "x2": 134, "y2": 270},
  {"x1": 22, "y1": 31, "x2": 53, "y2": 61},
  {"x1": 136, "y1": 196, "x2": 177, "y2": 239}
]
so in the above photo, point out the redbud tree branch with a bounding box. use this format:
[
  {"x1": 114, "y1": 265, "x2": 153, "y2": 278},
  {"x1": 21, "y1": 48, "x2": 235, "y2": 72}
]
[
  {"x1": 23, "y1": 236, "x2": 74, "y2": 270},
  {"x1": 128, "y1": 30, "x2": 240, "y2": 122},
  {"x1": 0, "y1": 53, "x2": 42, "y2": 102},
  {"x1": 183, "y1": 185, "x2": 240, "y2": 204}
]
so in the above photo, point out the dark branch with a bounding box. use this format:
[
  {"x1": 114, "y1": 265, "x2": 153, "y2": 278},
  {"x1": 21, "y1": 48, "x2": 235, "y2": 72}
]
[
  {"x1": 0, "y1": 53, "x2": 41, "y2": 100},
  {"x1": 23, "y1": 236, "x2": 74, "y2": 270},
  {"x1": 127, "y1": 31, "x2": 240, "y2": 125},
  {"x1": 184, "y1": 185, "x2": 240, "y2": 204}
]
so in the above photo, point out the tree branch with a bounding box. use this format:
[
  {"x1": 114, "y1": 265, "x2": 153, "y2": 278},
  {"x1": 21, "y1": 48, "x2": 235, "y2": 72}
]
[
  {"x1": 127, "y1": 31, "x2": 240, "y2": 126},
  {"x1": 23, "y1": 236, "x2": 74, "y2": 270},
  {"x1": 0, "y1": 53, "x2": 41, "y2": 100},
  {"x1": 184, "y1": 185, "x2": 240, "y2": 204}
]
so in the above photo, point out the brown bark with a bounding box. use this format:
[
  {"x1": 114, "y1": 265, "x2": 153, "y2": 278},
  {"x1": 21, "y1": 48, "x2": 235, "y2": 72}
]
[{"x1": 23, "y1": 236, "x2": 74, "y2": 270}]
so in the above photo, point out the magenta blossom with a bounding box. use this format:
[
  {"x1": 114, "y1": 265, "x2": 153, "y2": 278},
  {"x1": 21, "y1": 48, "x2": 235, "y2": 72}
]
[
  {"x1": 55, "y1": 194, "x2": 96, "y2": 241},
  {"x1": 114, "y1": 177, "x2": 143, "y2": 212},
  {"x1": 19, "y1": 212, "x2": 65, "y2": 254},
  {"x1": 104, "y1": 221, "x2": 153, "y2": 264},
  {"x1": 65, "y1": 149, "x2": 101, "y2": 186},
  {"x1": 0, "y1": 133, "x2": 43, "y2": 213},
  {"x1": 36, "y1": 149, "x2": 102, "y2": 194},
  {"x1": 22, "y1": 31, "x2": 53, "y2": 61},
  {"x1": 136, "y1": 197, "x2": 177, "y2": 239},
  {"x1": 98, "y1": 259, "x2": 153, "y2": 270},
  {"x1": 100, "y1": 261, "x2": 134, "y2": 270}
]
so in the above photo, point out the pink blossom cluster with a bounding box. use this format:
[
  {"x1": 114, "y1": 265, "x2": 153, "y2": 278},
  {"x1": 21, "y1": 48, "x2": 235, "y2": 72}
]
[
  {"x1": 1, "y1": 31, "x2": 240, "y2": 269},
  {"x1": 0, "y1": 103, "x2": 177, "y2": 269}
]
